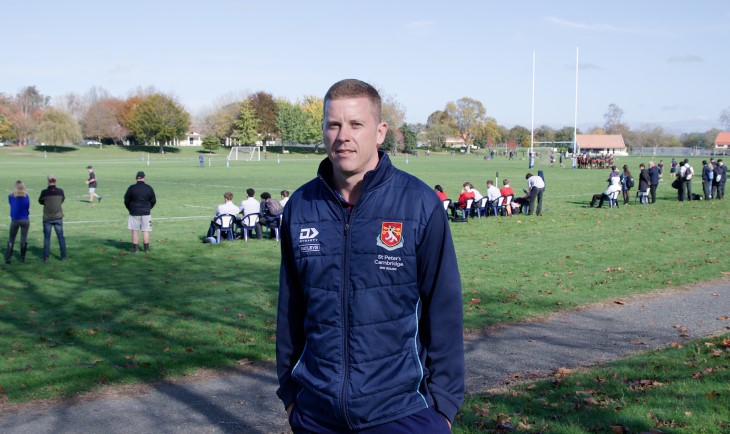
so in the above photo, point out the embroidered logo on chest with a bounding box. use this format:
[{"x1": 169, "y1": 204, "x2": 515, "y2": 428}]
[{"x1": 376, "y1": 221, "x2": 403, "y2": 251}]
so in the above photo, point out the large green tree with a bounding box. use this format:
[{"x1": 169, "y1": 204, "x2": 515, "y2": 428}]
[
  {"x1": 400, "y1": 123, "x2": 417, "y2": 153},
  {"x1": 36, "y1": 107, "x2": 82, "y2": 150},
  {"x1": 0, "y1": 114, "x2": 15, "y2": 141},
  {"x1": 127, "y1": 94, "x2": 190, "y2": 152},
  {"x1": 276, "y1": 99, "x2": 308, "y2": 148},
  {"x1": 232, "y1": 101, "x2": 259, "y2": 145}
]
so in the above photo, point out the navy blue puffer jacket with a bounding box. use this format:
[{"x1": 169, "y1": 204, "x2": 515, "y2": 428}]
[{"x1": 276, "y1": 152, "x2": 464, "y2": 430}]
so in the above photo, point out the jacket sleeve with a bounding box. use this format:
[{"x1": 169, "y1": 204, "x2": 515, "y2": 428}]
[
  {"x1": 416, "y1": 202, "x2": 464, "y2": 424},
  {"x1": 149, "y1": 188, "x2": 156, "y2": 209},
  {"x1": 124, "y1": 188, "x2": 131, "y2": 211},
  {"x1": 275, "y1": 210, "x2": 306, "y2": 409}
]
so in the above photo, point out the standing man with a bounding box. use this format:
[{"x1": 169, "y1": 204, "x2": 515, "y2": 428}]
[
  {"x1": 715, "y1": 159, "x2": 726, "y2": 199},
  {"x1": 701, "y1": 160, "x2": 713, "y2": 200},
  {"x1": 525, "y1": 172, "x2": 545, "y2": 215},
  {"x1": 85, "y1": 165, "x2": 102, "y2": 203},
  {"x1": 199, "y1": 153, "x2": 205, "y2": 167},
  {"x1": 124, "y1": 171, "x2": 156, "y2": 254},
  {"x1": 683, "y1": 159, "x2": 694, "y2": 201},
  {"x1": 38, "y1": 174, "x2": 67, "y2": 262},
  {"x1": 276, "y1": 79, "x2": 464, "y2": 433},
  {"x1": 648, "y1": 161, "x2": 660, "y2": 204}
]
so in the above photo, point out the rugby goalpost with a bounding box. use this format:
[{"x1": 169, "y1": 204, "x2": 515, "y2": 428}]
[{"x1": 227, "y1": 146, "x2": 261, "y2": 161}]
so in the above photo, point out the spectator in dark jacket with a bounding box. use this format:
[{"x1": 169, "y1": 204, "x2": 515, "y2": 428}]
[
  {"x1": 38, "y1": 175, "x2": 66, "y2": 262},
  {"x1": 714, "y1": 159, "x2": 726, "y2": 199},
  {"x1": 124, "y1": 171, "x2": 156, "y2": 253},
  {"x1": 638, "y1": 163, "x2": 651, "y2": 205},
  {"x1": 701, "y1": 160, "x2": 713, "y2": 200},
  {"x1": 648, "y1": 161, "x2": 660, "y2": 203}
]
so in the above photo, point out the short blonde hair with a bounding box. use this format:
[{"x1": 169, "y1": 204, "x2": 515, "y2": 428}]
[{"x1": 12, "y1": 180, "x2": 26, "y2": 198}]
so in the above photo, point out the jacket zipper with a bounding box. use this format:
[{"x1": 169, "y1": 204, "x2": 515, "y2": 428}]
[
  {"x1": 340, "y1": 207, "x2": 353, "y2": 428},
  {"x1": 318, "y1": 176, "x2": 355, "y2": 427}
]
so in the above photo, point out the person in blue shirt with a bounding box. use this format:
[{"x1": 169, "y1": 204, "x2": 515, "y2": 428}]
[
  {"x1": 276, "y1": 79, "x2": 464, "y2": 433},
  {"x1": 6, "y1": 180, "x2": 31, "y2": 263}
]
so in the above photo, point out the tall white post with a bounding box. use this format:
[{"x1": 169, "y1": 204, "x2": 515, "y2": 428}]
[
  {"x1": 574, "y1": 46, "x2": 580, "y2": 157},
  {"x1": 530, "y1": 51, "x2": 536, "y2": 169}
]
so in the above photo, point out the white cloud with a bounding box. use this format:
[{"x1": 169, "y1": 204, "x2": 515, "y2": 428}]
[
  {"x1": 667, "y1": 55, "x2": 703, "y2": 63},
  {"x1": 545, "y1": 16, "x2": 652, "y2": 34}
]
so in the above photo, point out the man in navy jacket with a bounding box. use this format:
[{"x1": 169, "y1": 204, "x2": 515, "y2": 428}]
[{"x1": 276, "y1": 79, "x2": 464, "y2": 432}]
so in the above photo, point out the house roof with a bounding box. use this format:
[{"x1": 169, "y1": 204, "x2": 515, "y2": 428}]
[
  {"x1": 715, "y1": 132, "x2": 730, "y2": 146},
  {"x1": 576, "y1": 134, "x2": 626, "y2": 149}
]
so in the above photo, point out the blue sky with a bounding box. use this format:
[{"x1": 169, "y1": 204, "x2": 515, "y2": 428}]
[{"x1": 5, "y1": 1, "x2": 729, "y2": 133}]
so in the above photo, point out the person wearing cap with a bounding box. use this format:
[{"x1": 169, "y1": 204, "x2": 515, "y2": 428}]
[
  {"x1": 85, "y1": 165, "x2": 102, "y2": 203},
  {"x1": 124, "y1": 171, "x2": 156, "y2": 253},
  {"x1": 38, "y1": 175, "x2": 67, "y2": 262}
]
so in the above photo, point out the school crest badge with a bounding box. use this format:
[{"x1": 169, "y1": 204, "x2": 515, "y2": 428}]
[{"x1": 376, "y1": 221, "x2": 403, "y2": 251}]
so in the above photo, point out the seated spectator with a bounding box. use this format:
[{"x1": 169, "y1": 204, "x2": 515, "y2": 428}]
[
  {"x1": 448, "y1": 183, "x2": 476, "y2": 219},
  {"x1": 434, "y1": 185, "x2": 449, "y2": 202},
  {"x1": 485, "y1": 180, "x2": 501, "y2": 202},
  {"x1": 589, "y1": 178, "x2": 622, "y2": 208},
  {"x1": 255, "y1": 192, "x2": 284, "y2": 239},
  {"x1": 239, "y1": 187, "x2": 260, "y2": 219},
  {"x1": 469, "y1": 182, "x2": 484, "y2": 203},
  {"x1": 511, "y1": 190, "x2": 530, "y2": 214},
  {"x1": 279, "y1": 190, "x2": 290, "y2": 207},
  {"x1": 216, "y1": 191, "x2": 239, "y2": 216},
  {"x1": 499, "y1": 179, "x2": 515, "y2": 216},
  {"x1": 209, "y1": 191, "x2": 240, "y2": 238},
  {"x1": 608, "y1": 164, "x2": 620, "y2": 185}
]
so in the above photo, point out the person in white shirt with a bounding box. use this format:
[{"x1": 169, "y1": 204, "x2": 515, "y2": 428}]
[
  {"x1": 468, "y1": 182, "x2": 483, "y2": 202},
  {"x1": 239, "y1": 188, "x2": 261, "y2": 237},
  {"x1": 485, "y1": 180, "x2": 501, "y2": 202},
  {"x1": 209, "y1": 191, "x2": 240, "y2": 238},
  {"x1": 279, "y1": 190, "x2": 290, "y2": 208},
  {"x1": 589, "y1": 178, "x2": 621, "y2": 208},
  {"x1": 216, "y1": 192, "x2": 240, "y2": 216},
  {"x1": 525, "y1": 173, "x2": 545, "y2": 215}
]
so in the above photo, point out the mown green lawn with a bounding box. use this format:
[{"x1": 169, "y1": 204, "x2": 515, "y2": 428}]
[{"x1": 1, "y1": 145, "x2": 728, "y2": 426}]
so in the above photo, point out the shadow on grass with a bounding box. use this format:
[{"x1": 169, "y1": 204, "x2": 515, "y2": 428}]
[
  {"x1": 120, "y1": 145, "x2": 181, "y2": 154},
  {"x1": 0, "y1": 231, "x2": 280, "y2": 432},
  {"x1": 33, "y1": 145, "x2": 78, "y2": 153}
]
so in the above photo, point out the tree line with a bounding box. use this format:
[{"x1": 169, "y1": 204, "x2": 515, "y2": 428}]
[{"x1": 1, "y1": 85, "x2": 728, "y2": 153}]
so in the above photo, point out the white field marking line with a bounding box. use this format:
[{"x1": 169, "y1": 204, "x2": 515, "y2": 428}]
[{"x1": 0, "y1": 215, "x2": 213, "y2": 228}]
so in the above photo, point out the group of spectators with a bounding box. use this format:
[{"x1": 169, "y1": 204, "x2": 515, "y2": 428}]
[
  {"x1": 589, "y1": 158, "x2": 727, "y2": 208},
  {"x1": 668, "y1": 157, "x2": 727, "y2": 201},
  {"x1": 5, "y1": 170, "x2": 157, "y2": 264},
  {"x1": 440, "y1": 172, "x2": 546, "y2": 219},
  {"x1": 209, "y1": 188, "x2": 289, "y2": 240}
]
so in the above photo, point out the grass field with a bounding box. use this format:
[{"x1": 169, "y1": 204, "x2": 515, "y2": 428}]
[{"x1": 1, "y1": 145, "x2": 728, "y2": 430}]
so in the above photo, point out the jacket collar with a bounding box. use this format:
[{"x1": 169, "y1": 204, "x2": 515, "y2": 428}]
[{"x1": 317, "y1": 150, "x2": 395, "y2": 197}]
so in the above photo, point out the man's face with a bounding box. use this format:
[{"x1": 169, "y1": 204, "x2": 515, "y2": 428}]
[{"x1": 323, "y1": 97, "x2": 386, "y2": 182}]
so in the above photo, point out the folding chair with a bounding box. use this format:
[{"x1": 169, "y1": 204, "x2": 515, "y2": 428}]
[
  {"x1": 498, "y1": 195, "x2": 514, "y2": 216},
  {"x1": 608, "y1": 190, "x2": 620, "y2": 208},
  {"x1": 475, "y1": 197, "x2": 490, "y2": 219},
  {"x1": 240, "y1": 213, "x2": 260, "y2": 241},
  {"x1": 264, "y1": 215, "x2": 283, "y2": 241},
  {"x1": 458, "y1": 199, "x2": 474, "y2": 220},
  {"x1": 208, "y1": 214, "x2": 237, "y2": 242}
]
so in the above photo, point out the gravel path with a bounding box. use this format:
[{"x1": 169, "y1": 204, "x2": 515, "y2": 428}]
[{"x1": 1, "y1": 280, "x2": 728, "y2": 433}]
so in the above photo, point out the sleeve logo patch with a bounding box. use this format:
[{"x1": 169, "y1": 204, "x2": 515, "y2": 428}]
[{"x1": 376, "y1": 221, "x2": 404, "y2": 251}]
